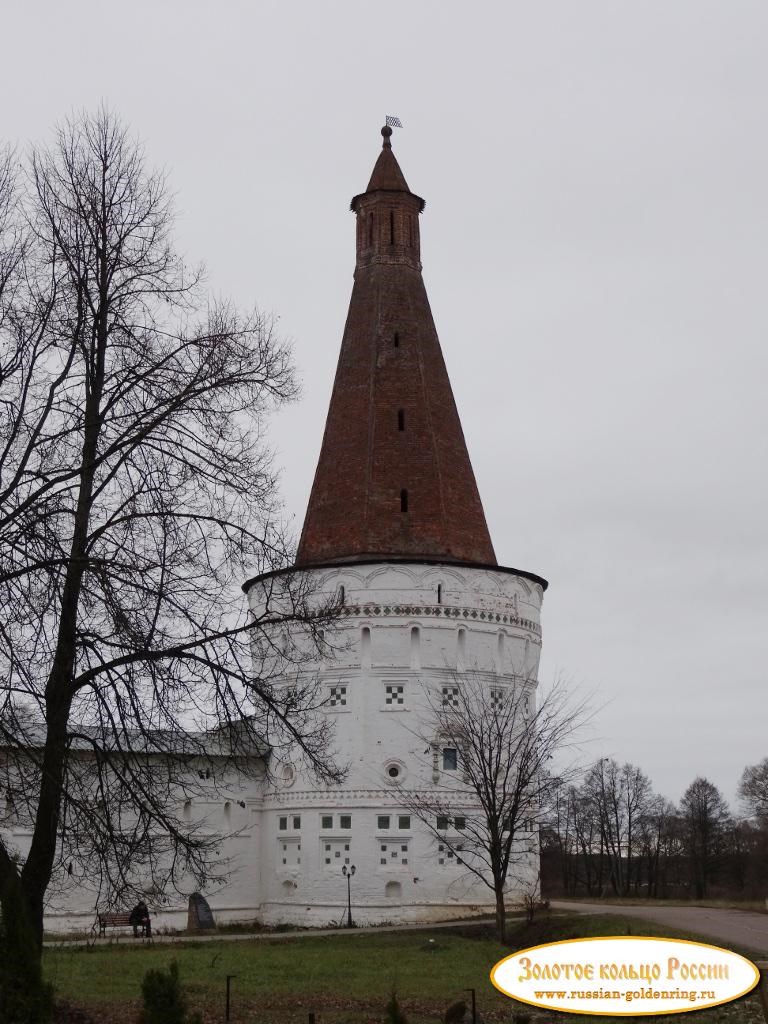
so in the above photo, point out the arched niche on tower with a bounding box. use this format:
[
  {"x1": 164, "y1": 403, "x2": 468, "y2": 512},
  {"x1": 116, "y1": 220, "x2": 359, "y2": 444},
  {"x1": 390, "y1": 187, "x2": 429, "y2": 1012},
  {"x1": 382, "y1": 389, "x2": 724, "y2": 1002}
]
[
  {"x1": 495, "y1": 630, "x2": 507, "y2": 674},
  {"x1": 360, "y1": 623, "x2": 372, "y2": 670},
  {"x1": 418, "y1": 565, "x2": 466, "y2": 605},
  {"x1": 456, "y1": 626, "x2": 467, "y2": 671},
  {"x1": 409, "y1": 623, "x2": 421, "y2": 670},
  {"x1": 362, "y1": 564, "x2": 421, "y2": 593}
]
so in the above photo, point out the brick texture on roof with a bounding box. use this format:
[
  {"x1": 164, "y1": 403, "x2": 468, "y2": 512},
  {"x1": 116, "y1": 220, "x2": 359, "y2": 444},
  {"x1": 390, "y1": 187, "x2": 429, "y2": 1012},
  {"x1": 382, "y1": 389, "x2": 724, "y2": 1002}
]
[{"x1": 296, "y1": 130, "x2": 496, "y2": 568}]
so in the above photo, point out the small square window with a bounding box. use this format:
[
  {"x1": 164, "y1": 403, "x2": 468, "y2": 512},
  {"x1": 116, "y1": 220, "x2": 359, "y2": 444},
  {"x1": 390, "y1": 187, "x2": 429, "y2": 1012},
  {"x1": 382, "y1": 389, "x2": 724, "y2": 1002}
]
[
  {"x1": 402, "y1": 858, "x2": 408, "y2": 865},
  {"x1": 335, "y1": 850, "x2": 340, "y2": 858},
  {"x1": 442, "y1": 685, "x2": 460, "y2": 709},
  {"x1": 454, "y1": 816, "x2": 466, "y2": 830},
  {"x1": 344, "y1": 843, "x2": 349, "y2": 851},
  {"x1": 325, "y1": 844, "x2": 331, "y2": 852},
  {"x1": 398, "y1": 815, "x2": 410, "y2": 830},
  {"x1": 344, "y1": 857, "x2": 350, "y2": 864},
  {"x1": 328, "y1": 685, "x2": 347, "y2": 708},
  {"x1": 293, "y1": 815, "x2": 301, "y2": 830},
  {"x1": 391, "y1": 850, "x2": 397, "y2": 858},
  {"x1": 442, "y1": 748, "x2": 458, "y2": 771},
  {"x1": 401, "y1": 845, "x2": 407, "y2": 852},
  {"x1": 381, "y1": 858, "x2": 387, "y2": 865},
  {"x1": 381, "y1": 844, "x2": 387, "y2": 852},
  {"x1": 279, "y1": 816, "x2": 287, "y2": 830},
  {"x1": 282, "y1": 858, "x2": 286, "y2": 865},
  {"x1": 437, "y1": 816, "x2": 449, "y2": 830},
  {"x1": 325, "y1": 858, "x2": 331, "y2": 865},
  {"x1": 340, "y1": 815, "x2": 351, "y2": 829},
  {"x1": 378, "y1": 815, "x2": 391, "y2": 830},
  {"x1": 321, "y1": 815, "x2": 333, "y2": 829}
]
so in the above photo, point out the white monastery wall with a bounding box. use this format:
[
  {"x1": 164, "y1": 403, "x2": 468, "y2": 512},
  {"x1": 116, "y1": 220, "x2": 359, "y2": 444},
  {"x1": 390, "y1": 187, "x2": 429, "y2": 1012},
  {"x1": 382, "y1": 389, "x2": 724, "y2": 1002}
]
[{"x1": 6, "y1": 560, "x2": 544, "y2": 935}]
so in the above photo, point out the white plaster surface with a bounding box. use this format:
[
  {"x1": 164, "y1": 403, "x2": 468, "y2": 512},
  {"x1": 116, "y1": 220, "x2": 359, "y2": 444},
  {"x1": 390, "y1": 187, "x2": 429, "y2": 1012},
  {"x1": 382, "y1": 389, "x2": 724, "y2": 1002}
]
[{"x1": 4, "y1": 561, "x2": 544, "y2": 935}]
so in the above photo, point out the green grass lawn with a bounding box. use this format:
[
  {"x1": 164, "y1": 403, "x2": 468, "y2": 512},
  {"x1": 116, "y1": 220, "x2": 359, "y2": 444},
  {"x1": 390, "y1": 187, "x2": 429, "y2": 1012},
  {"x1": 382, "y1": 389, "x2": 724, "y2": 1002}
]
[
  {"x1": 44, "y1": 915, "x2": 766, "y2": 1024},
  {"x1": 555, "y1": 896, "x2": 768, "y2": 914}
]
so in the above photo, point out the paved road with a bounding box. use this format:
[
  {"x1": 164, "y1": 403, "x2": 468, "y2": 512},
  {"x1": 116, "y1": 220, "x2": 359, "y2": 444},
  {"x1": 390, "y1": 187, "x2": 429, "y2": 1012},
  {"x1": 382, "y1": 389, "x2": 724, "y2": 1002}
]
[{"x1": 551, "y1": 901, "x2": 768, "y2": 956}]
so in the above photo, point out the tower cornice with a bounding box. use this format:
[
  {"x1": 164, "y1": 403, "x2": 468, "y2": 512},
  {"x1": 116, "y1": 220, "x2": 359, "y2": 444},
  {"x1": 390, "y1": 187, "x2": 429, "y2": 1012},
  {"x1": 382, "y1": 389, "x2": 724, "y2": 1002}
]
[{"x1": 243, "y1": 558, "x2": 548, "y2": 595}]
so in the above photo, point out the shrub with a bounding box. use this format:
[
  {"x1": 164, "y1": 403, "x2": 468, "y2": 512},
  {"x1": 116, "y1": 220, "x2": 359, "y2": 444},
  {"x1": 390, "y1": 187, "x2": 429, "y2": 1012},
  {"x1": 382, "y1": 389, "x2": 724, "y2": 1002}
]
[
  {"x1": 384, "y1": 991, "x2": 409, "y2": 1024},
  {"x1": 139, "y1": 961, "x2": 193, "y2": 1024},
  {"x1": 444, "y1": 1001, "x2": 467, "y2": 1024}
]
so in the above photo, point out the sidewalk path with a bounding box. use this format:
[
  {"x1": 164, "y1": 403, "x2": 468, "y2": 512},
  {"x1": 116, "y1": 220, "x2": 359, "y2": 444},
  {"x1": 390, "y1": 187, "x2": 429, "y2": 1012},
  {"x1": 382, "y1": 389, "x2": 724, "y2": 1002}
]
[
  {"x1": 551, "y1": 900, "x2": 768, "y2": 955},
  {"x1": 44, "y1": 915, "x2": 501, "y2": 949}
]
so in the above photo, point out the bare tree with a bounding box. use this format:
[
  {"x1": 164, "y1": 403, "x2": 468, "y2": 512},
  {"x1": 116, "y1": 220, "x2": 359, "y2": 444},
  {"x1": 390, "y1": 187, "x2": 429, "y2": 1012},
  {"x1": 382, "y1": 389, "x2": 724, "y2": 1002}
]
[
  {"x1": 545, "y1": 780, "x2": 579, "y2": 896},
  {"x1": 0, "y1": 108, "x2": 341, "y2": 956},
  {"x1": 738, "y1": 757, "x2": 768, "y2": 825},
  {"x1": 637, "y1": 795, "x2": 680, "y2": 899},
  {"x1": 679, "y1": 777, "x2": 731, "y2": 899},
  {"x1": 582, "y1": 759, "x2": 653, "y2": 897},
  {"x1": 404, "y1": 673, "x2": 590, "y2": 942}
]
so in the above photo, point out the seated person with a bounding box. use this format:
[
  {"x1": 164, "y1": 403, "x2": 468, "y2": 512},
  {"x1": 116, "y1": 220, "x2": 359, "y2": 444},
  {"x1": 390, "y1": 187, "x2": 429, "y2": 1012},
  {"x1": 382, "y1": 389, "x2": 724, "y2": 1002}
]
[{"x1": 128, "y1": 900, "x2": 151, "y2": 937}]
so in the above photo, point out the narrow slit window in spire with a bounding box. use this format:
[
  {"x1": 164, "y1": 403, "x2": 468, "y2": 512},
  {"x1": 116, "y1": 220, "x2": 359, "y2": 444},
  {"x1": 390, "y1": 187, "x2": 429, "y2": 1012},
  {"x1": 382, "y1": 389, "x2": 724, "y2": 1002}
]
[
  {"x1": 400, "y1": 489, "x2": 408, "y2": 513},
  {"x1": 398, "y1": 409, "x2": 405, "y2": 432}
]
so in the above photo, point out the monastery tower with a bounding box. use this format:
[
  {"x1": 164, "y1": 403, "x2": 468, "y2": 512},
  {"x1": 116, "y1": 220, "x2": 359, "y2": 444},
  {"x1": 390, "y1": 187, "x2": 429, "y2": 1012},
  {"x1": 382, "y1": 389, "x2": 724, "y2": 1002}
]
[{"x1": 245, "y1": 127, "x2": 547, "y2": 925}]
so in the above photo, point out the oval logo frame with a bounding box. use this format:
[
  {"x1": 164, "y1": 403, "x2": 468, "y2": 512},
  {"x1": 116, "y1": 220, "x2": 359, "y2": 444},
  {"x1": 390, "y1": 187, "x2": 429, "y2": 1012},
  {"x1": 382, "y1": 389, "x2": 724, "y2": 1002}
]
[{"x1": 491, "y1": 935, "x2": 759, "y2": 1016}]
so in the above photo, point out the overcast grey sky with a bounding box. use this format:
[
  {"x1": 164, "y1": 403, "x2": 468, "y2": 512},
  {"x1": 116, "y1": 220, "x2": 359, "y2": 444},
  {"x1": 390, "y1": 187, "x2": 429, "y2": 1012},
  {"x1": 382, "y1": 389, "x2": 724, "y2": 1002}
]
[{"x1": 3, "y1": 0, "x2": 766, "y2": 808}]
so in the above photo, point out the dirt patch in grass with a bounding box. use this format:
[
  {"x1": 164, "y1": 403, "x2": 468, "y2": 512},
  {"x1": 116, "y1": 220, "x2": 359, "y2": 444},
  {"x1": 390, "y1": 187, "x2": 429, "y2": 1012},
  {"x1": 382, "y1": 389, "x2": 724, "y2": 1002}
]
[{"x1": 53, "y1": 1001, "x2": 100, "y2": 1024}]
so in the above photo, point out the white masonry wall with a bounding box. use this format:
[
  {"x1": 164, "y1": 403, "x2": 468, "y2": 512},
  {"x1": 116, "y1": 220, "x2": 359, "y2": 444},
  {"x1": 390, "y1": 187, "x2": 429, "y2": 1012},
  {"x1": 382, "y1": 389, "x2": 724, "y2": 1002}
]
[
  {"x1": 0, "y1": 756, "x2": 267, "y2": 937},
  {"x1": 13, "y1": 559, "x2": 544, "y2": 936},
  {"x1": 248, "y1": 561, "x2": 544, "y2": 926}
]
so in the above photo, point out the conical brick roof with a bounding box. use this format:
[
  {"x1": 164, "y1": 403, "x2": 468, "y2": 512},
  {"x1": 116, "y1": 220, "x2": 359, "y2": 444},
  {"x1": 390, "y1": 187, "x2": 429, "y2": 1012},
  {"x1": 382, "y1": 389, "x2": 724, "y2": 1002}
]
[{"x1": 295, "y1": 127, "x2": 496, "y2": 568}]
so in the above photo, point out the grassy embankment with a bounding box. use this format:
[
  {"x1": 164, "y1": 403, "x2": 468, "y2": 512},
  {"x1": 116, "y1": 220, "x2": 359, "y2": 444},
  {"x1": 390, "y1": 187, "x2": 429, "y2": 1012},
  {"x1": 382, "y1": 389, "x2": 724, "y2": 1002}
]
[{"x1": 44, "y1": 914, "x2": 765, "y2": 1024}]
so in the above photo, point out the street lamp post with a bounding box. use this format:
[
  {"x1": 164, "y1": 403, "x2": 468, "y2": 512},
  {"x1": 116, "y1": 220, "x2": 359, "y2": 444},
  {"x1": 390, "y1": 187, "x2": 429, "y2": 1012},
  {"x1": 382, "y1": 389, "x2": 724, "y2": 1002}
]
[{"x1": 342, "y1": 863, "x2": 356, "y2": 927}]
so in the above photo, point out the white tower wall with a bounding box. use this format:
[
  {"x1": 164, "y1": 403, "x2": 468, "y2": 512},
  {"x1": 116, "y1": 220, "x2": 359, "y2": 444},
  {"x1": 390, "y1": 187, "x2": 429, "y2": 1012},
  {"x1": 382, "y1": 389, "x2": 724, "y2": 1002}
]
[{"x1": 248, "y1": 560, "x2": 544, "y2": 926}]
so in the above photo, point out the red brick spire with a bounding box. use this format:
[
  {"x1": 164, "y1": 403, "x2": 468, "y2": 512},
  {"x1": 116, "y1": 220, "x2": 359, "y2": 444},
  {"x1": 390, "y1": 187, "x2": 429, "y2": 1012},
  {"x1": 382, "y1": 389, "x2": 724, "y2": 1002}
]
[{"x1": 295, "y1": 127, "x2": 497, "y2": 568}]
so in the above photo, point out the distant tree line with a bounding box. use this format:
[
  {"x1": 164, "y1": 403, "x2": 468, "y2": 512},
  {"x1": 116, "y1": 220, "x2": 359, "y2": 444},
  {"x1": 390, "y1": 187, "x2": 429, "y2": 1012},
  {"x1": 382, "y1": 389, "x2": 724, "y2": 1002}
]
[{"x1": 541, "y1": 756, "x2": 768, "y2": 901}]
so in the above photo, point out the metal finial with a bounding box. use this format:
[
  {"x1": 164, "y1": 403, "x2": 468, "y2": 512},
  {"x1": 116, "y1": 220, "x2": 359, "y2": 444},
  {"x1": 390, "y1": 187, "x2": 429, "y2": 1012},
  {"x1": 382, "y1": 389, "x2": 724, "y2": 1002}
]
[{"x1": 383, "y1": 115, "x2": 403, "y2": 148}]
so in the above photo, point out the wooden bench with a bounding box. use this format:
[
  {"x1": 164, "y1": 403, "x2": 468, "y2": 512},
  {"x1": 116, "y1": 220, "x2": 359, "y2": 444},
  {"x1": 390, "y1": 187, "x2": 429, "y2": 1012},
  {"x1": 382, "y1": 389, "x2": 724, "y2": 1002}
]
[{"x1": 95, "y1": 911, "x2": 151, "y2": 939}]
